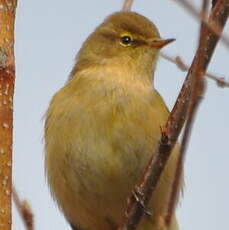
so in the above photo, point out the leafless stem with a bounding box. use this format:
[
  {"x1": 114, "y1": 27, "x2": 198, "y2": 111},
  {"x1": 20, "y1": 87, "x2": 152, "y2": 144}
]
[
  {"x1": 172, "y1": 0, "x2": 229, "y2": 49},
  {"x1": 122, "y1": 0, "x2": 134, "y2": 11},
  {"x1": 118, "y1": 1, "x2": 229, "y2": 229},
  {"x1": 165, "y1": 0, "x2": 209, "y2": 225},
  {"x1": 12, "y1": 186, "x2": 34, "y2": 230},
  {"x1": 160, "y1": 52, "x2": 229, "y2": 87}
]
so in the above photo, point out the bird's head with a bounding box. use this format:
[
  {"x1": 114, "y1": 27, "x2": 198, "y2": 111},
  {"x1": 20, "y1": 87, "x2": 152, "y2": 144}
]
[{"x1": 72, "y1": 12, "x2": 174, "y2": 77}]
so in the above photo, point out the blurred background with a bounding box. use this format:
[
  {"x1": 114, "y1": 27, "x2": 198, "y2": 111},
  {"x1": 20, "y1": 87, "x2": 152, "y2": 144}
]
[{"x1": 13, "y1": 0, "x2": 229, "y2": 229}]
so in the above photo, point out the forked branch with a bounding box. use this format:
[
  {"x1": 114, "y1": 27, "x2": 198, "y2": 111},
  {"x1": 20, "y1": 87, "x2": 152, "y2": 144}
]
[
  {"x1": 160, "y1": 52, "x2": 229, "y2": 88},
  {"x1": 165, "y1": 0, "x2": 209, "y2": 224},
  {"x1": 172, "y1": 0, "x2": 229, "y2": 49}
]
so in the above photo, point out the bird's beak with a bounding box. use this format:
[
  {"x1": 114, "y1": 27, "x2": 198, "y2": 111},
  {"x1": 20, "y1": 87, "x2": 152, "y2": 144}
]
[{"x1": 149, "y1": 38, "x2": 175, "y2": 49}]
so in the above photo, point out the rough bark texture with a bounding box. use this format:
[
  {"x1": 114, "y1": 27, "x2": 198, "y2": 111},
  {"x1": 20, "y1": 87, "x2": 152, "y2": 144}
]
[{"x1": 0, "y1": 0, "x2": 17, "y2": 229}]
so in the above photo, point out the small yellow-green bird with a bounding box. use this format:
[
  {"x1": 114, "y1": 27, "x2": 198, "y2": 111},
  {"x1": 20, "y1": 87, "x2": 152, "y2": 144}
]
[{"x1": 45, "y1": 12, "x2": 181, "y2": 230}]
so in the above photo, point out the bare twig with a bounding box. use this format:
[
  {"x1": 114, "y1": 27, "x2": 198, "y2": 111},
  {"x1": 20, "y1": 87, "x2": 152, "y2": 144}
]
[
  {"x1": 122, "y1": 0, "x2": 134, "y2": 11},
  {"x1": 12, "y1": 187, "x2": 34, "y2": 230},
  {"x1": 165, "y1": 0, "x2": 209, "y2": 225},
  {"x1": 212, "y1": 0, "x2": 217, "y2": 8},
  {"x1": 172, "y1": 0, "x2": 229, "y2": 49},
  {"x1": 118, "y1": 1, "x2": 229, "y2": 229},
  {"x1": 160, "y1": 52, "x2": 229, "y2": 87}
]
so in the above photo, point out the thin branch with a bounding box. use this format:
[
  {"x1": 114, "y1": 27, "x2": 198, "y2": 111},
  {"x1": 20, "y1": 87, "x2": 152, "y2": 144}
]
[
  {"x1": 165, "y1": 0, "x2": 209, "y2": 225},
  {"x1": 122, "y1": 0, "x2": 134, "y2": 11},
  {"x1": 12, "y1": 187, "x2": 34, "y2": 230},
  {"x1": 160, "y1": 52, "x2": 229, "y2": 87},
  {"x1": 212, "y1": 0, "x2": 217, "y2": 8},
  {"x1": 118, "y1": 1, "x2": 229, "y2": 229},
  {"x1": 172, "y1": 0, "x2": 229, "y2": 49}
]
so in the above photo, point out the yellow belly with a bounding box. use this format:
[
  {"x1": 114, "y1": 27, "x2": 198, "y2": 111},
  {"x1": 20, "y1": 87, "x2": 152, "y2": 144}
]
[{"x1": 45, "y1": 80, "x2": 180, "y2": 230}]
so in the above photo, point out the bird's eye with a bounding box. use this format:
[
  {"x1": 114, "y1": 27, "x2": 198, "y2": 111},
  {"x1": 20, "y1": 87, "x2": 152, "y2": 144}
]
[{"x1": 120, "y1": 35, "x2": 133, "y2": 46}]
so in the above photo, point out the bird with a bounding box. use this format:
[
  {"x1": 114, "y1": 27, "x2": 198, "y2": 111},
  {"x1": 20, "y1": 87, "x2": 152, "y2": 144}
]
[{"x1": 45, "y1": 11, "x2": 181, "y2": 230}]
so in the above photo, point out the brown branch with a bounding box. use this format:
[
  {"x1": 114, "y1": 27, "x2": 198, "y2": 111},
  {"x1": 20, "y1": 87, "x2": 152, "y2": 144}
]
[
  {"x1": 122, "y1": 0, "x2": 134, "y2": 11},
  {"x1": 0, "y1": 1, "x2": 17, "y2": 230},
  {"x1": 160, "y1": 52, "x2": 229, "y2": 87},
  {"x1": 165, "y1": 0, "x2": 209, "y2": 225},
  {"x1": 172, "y1": 0, "x2": 229, "y2": 49},
  {"x1": 12, "y1": 187, "x2": 34, "y2": 230},
  {"x1": 212, "y1": 0, "x2": 217, "y2": 8},
  {"x1": 118, "y1": 0, "x2": 229, "y2": 229}
]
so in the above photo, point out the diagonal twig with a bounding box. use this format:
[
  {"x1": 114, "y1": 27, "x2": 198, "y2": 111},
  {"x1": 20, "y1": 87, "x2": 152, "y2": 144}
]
[
  {"x1": 172, "y1": 0, "x2": 229, "y2": 49},
  {"x1": 12, "y1": 186, "x2": 34, "y2": 230},
  {"x1": 165, "y1": 0, "x2": 209, "y2": 225},
  {"x1": 118, "y1": 1, "x2": 229, "y2": 229},
  {"x1": 160, "y1": 52, "x2": 229, "y2": 87}
]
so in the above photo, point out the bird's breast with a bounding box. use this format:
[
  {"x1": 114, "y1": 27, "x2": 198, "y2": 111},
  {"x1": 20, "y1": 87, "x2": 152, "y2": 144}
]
[{"x1": 45, "y1": 77, "x2": 170, "y2": 229}]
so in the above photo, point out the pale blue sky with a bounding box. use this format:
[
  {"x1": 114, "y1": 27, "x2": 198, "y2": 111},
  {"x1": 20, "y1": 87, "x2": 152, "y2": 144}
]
[{"x1": 13, "y1": 1, "x2": 229, "y2": 229}]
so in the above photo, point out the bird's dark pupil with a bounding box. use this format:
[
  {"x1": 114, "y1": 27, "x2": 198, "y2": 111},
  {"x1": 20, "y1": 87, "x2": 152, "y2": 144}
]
[{"x1": 121, "y1": 36, "x2": 131, "y2": 44}]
